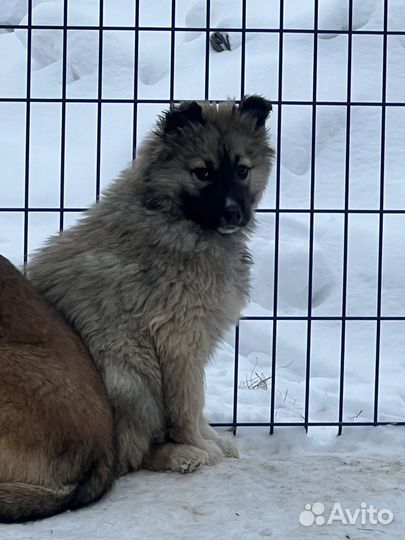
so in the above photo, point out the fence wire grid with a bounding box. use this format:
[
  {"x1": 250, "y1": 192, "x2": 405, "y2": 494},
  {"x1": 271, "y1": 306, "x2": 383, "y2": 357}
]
[{"x1": 0, "y1": 0, "x2": 404, "y2": 435}]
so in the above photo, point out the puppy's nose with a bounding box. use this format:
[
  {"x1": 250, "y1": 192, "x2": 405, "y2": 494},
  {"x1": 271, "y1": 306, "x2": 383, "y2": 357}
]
[{"x1": 222, "y1": 202, "x2": 243, "y2": 226}]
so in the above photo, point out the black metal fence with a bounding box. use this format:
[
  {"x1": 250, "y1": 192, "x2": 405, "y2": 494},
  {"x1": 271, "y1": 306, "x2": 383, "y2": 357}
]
[{"x1": 0, "y1": 0, "x2": 404, "y2": 434}]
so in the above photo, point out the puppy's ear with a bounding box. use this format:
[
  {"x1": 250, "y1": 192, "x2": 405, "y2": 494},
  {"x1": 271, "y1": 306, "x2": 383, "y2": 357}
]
[
  {"x1": 163, "y1": 101, "x2": 204, "y2": 133},
  {"x1": 239, "y1": 95, "x2": 272, "y2": 128}
]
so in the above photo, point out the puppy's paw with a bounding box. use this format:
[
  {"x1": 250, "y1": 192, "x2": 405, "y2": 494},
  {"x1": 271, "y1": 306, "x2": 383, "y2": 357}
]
[
  {"x1": 214, "y1": 436, "x2": 239, "y2": 458},
  {"x1": 168, "y1": 445, "x2": 209, "y2": 473},
  {"x1": 143, "y1": 443, "x2": 208, "y2": 473},
  {"x1": 204, "y1": 440, "x2": 225, "y2": 466}
]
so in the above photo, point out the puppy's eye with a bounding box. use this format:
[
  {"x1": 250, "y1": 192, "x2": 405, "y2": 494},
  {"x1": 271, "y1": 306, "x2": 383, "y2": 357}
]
[
  {"x1": 236, "y1": 165, "x2": 249, "y2": 180},
  {"x1": 192, "y1": 168, "x2": 210, "y2": 181}
]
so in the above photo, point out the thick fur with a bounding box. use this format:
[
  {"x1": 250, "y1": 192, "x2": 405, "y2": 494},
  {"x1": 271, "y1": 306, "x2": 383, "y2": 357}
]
[
  {"x1": 29, "y1": 97, "x2": 274, "y2": 475},
  {"x1": 0, "y1": 256, "x2": 115, "y2": 522}
]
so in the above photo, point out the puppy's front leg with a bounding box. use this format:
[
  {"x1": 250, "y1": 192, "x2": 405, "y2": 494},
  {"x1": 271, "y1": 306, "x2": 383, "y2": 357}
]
[
  {"x1": 199, "y1": 415, "x2": 239, "y2": 458},
  {"x1": 155, "y1": 325, "x2": 223, "y2": 466}
]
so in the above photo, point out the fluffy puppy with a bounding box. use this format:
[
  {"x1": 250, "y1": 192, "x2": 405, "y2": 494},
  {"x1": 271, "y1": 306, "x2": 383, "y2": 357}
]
[{"x1": 29, "y1": 96, "x2": 274, "y2": 474}]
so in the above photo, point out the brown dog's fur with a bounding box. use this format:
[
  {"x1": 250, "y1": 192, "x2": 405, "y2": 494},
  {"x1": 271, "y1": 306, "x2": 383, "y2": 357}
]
[{"x1": 0, "y1": 255, "x2": 115, "y2": 523}]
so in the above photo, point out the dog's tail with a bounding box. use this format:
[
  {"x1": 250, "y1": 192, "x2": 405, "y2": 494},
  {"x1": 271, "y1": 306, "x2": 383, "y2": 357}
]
[
  {"x1": 0, "y1": 457, "x2": 114, "y2": 523},
  {"x1": 0, "y1": 483, "x2": 76, "y2": 523}
]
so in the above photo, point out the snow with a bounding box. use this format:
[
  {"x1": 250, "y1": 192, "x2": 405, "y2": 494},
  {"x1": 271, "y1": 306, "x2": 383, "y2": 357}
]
[
  {"x1": 0, "y1": 0, "x2": 404, "y2": 537},
  {"x1": 0, "y1": 429, "x2": 404, "y2": 540}
]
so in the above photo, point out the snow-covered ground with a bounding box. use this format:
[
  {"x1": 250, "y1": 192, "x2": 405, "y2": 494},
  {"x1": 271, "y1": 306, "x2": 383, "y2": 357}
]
[
  {"x1": 0, "y1": 428, "x2": 404, "y2": 540},
  {"x1": 0, "y1": 0, "x2": 404, "y2": 538}
]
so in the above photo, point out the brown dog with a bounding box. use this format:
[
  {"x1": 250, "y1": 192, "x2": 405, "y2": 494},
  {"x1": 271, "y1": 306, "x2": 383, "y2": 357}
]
[{"x1": 0, "y1": 255, "x2": 115, "y2": 523}]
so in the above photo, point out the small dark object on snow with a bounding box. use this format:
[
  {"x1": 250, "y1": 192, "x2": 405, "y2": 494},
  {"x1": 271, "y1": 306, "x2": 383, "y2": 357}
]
[{"x1": 210, "y1": 32, "x2": 231, "y2": 52}]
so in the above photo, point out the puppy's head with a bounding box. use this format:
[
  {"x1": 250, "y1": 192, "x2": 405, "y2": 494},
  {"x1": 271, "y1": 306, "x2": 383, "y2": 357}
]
[{"x1": 141, "y1": 96, "x2": 274, "y2": 234}]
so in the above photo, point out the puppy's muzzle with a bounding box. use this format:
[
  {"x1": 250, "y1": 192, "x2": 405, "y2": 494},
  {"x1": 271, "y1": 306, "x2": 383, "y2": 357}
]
[{"x1": 218, "y1": 200, "x2": 246, "y2": 234}]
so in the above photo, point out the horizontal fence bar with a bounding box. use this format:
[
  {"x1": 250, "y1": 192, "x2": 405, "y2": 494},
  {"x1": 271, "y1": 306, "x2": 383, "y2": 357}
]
[
  {"x1": 256, "y1": 209, "x2": 405, "y2": 214},
  {"x1": 1, "y1": 97, "x2": 405, "y2": 107},
  {"x1": 211, "y1": 421, "x2": 405, "y2": 427},
  {"x1": 241, "y1": 316, "x2": 405, "y2": 321},
  {"x1": 1, "y1": 24, "x2": 405, "y2": 35},
  {"x1": 1, "y1": 207, "x2": 405, "y2": 214}
]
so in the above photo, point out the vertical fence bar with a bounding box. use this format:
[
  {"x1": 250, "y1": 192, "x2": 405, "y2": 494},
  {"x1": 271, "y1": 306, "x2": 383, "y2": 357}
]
[
  {"x1": 240, "y1": 0, "x2": 247, "y2": 99},
  {"x1": 231, "y1": 0, "x2": 248, "y2": 435},
  {"x1": 374, "y1": 0, "x2": 388, "y2": 425},
  {"x1": 270, "y1": 0, "x2": 284, "y2": 435},
  {"x1": 132, "y1": 0, "x2": 140, "y2": 159},
  {"x1": 23, "y1": 0, "x2": 33, "y2": 266},
  {"x1": 338, "y1": 0, "x2": 354, "y2": 436},
  {"x1": 204, "y1": 0, "x2": 211, "y2": 100},
  {"x1": 59, "y1": 0, "x2": 68, "y2": 232},
  {"x1": 232, "y1": 324, "x2": 240, "y2": 434},
  {"x1": 169, "y1": 0, "x2": 176, "y2": 105},
  {"x1": 95, "y1": 0, "x2": 104, "y2": 202},
  {"x1": 304, "y1": 0, "x2": 319, "y2": 433}
]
